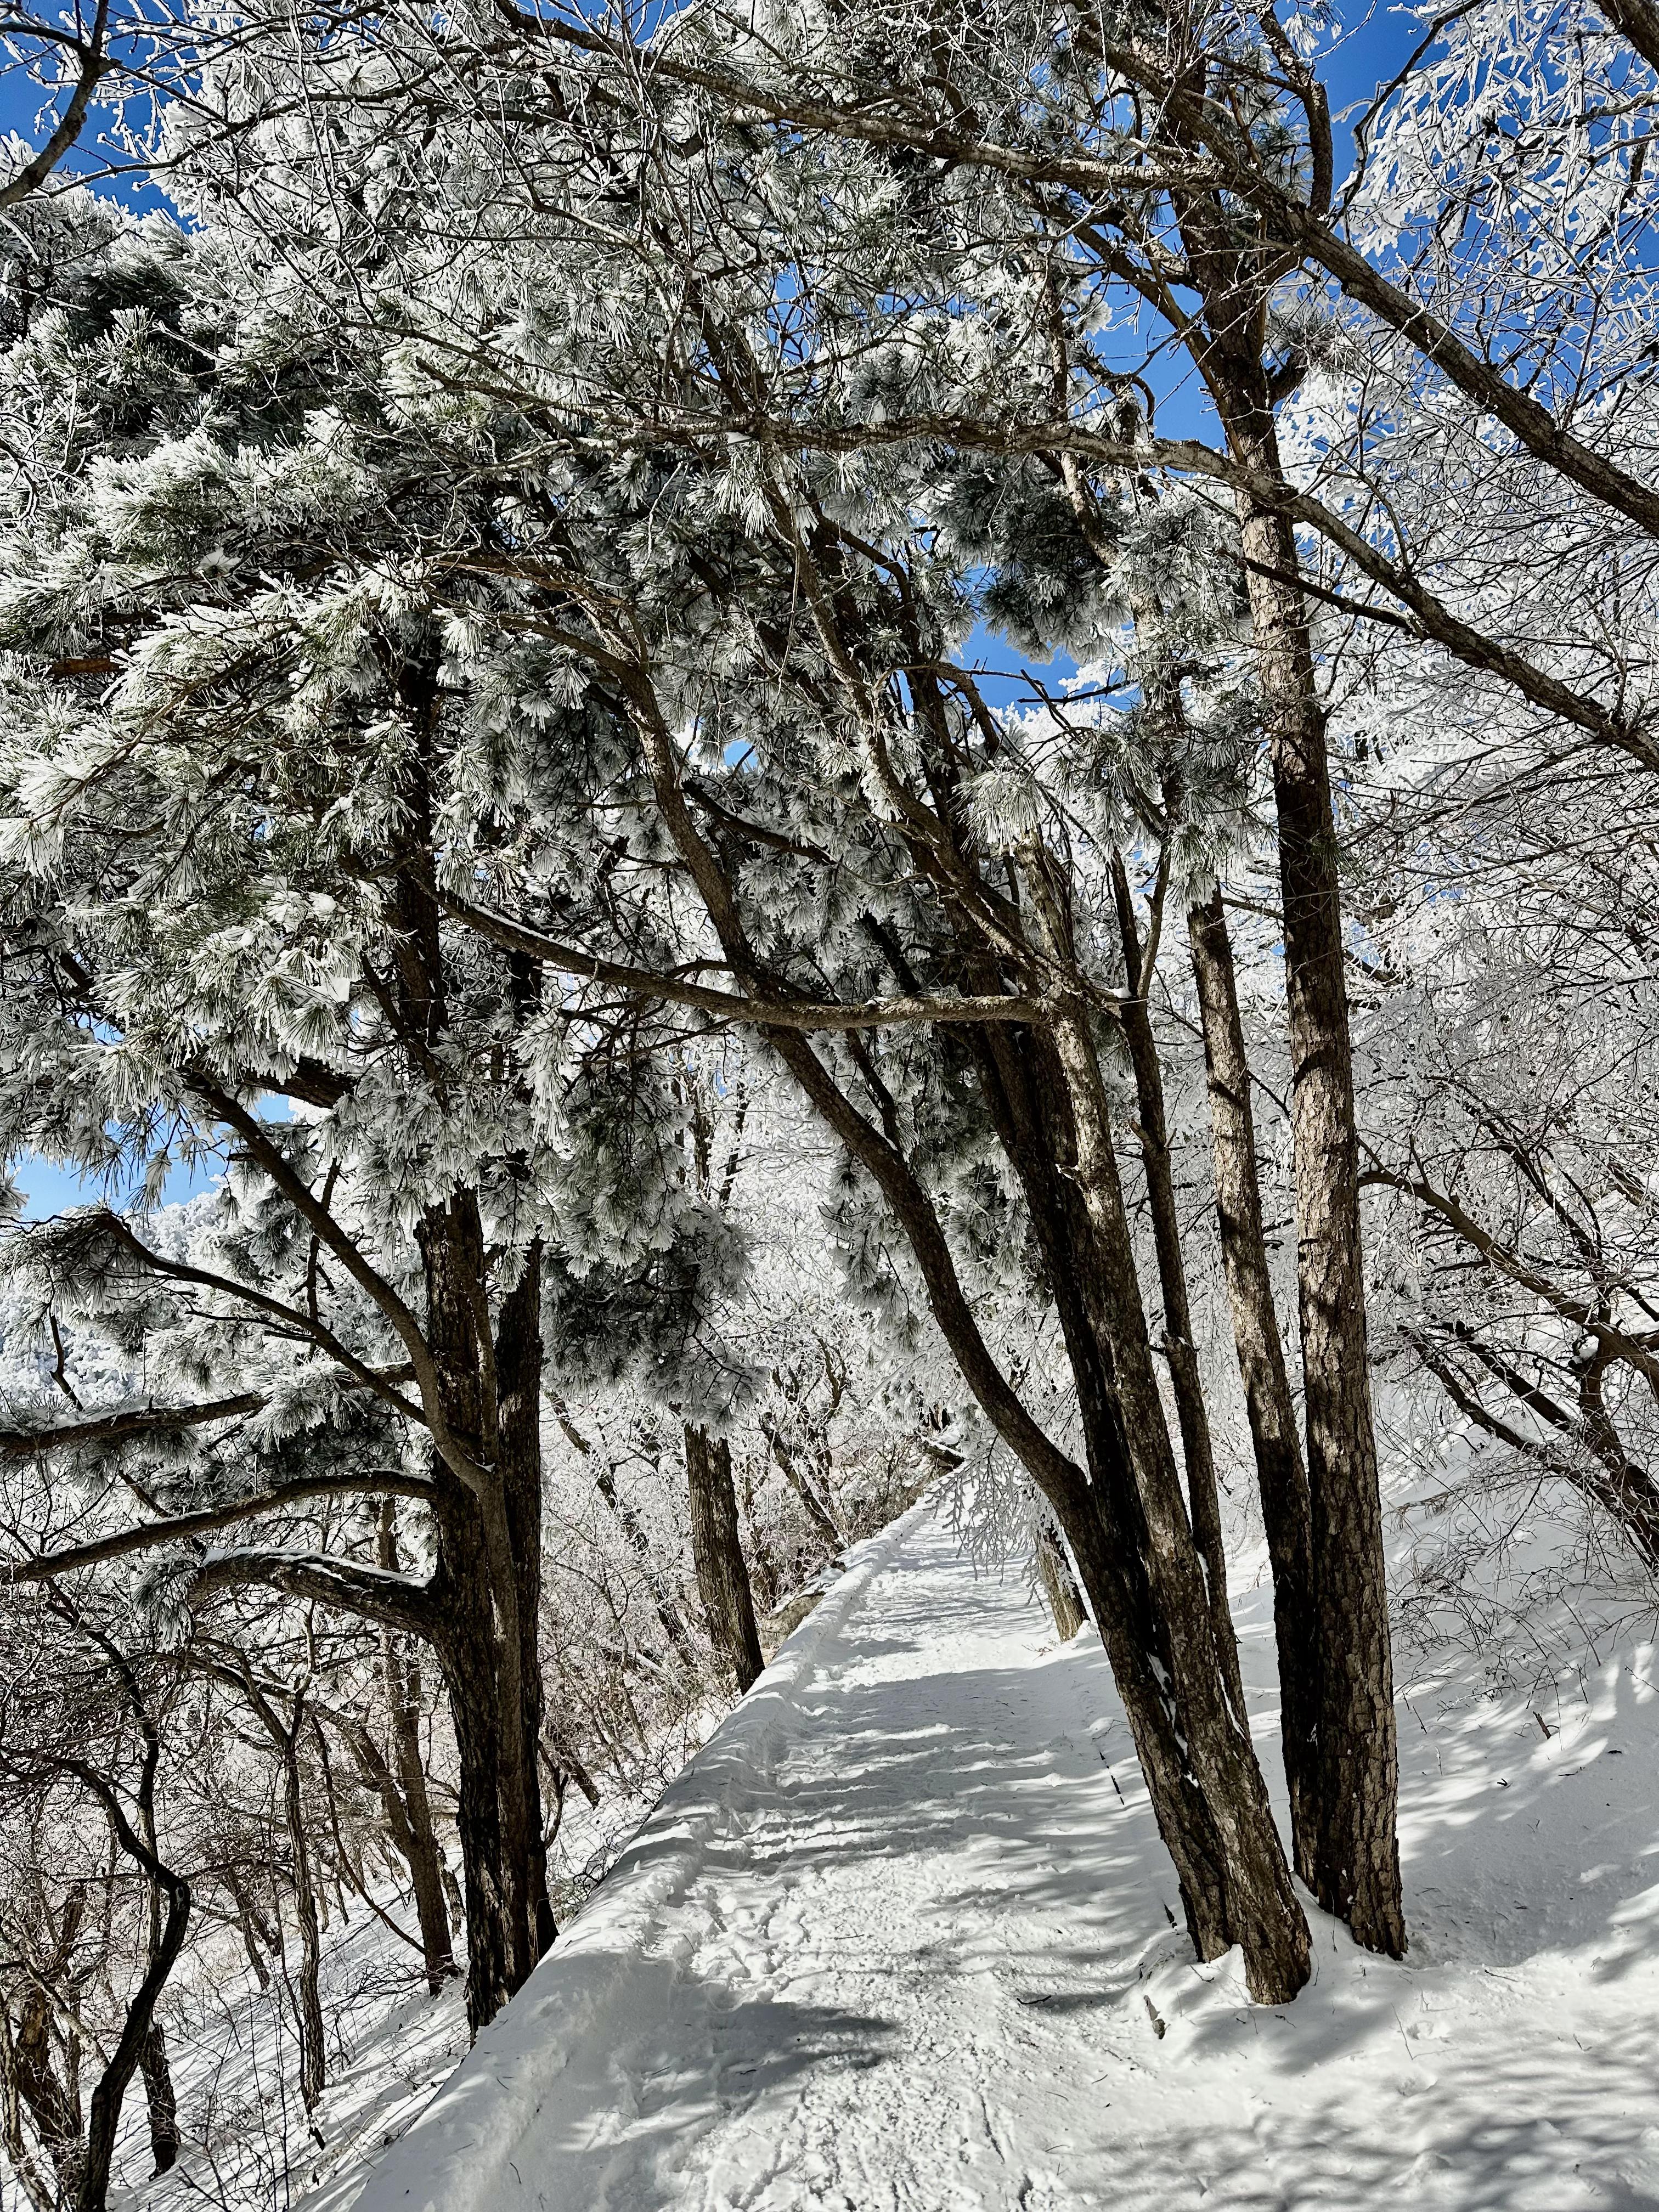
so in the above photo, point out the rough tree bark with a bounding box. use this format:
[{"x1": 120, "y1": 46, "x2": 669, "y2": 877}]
[
  {"x1": 72, "y1": 1777, "x2": 190, "y2": 2212},
  {"x1": 138, "y1": 2028, "x2": 178, "y2": 2177},
  {"x1": 1187, "y1": 888, "x2": 1321, "y2": 1878},
  {"x1": 1108, "y1": 851, "x2": 1246, "y2": 1723},
  {"x1": 1035, "y1": 1522, "x2": 1086, "y2": 1640},
  {"x1": 374, "y1": 1508, "x2": 458, "y2": 1993},
  {"x1": 276, "y1": 1706, "x2": 326, "y2": 2115},
  {"x1": 1208, "y1": 363, "x2": 1405, "y2": 1956},
  {"x1": 627, "y1": 632, "x2": 1309, "y2": 2003},
  {"x1": 685, "y1": 1424, "x2": 766, "y2": 1694},
  {"x1": 419, "y1": 1192, "x2": 555, "y2": 2030},
  {"x1": 9, "y1": 1990, "x2": 82, "y2": 2198}
]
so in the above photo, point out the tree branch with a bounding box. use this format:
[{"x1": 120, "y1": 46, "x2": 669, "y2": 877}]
[
  {"x1": 441, "y1": 891, "x2": 1051, "y2": 1029},
  {"x1": 5, "y1": 1470, "x2": 436, "y2": 1584}
]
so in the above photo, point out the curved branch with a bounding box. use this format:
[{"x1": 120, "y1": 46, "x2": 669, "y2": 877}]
[
  {"x1": 5, "y1": 1470, "x2": 436, "y2": 1584},
  {"x1": 0, "y1": 1393, "x2": 263, "y2": 1463},
  {"x1": 441, "y1": 893, "x2": 1049, "y2": 1029},
  {"x1": 188, "y1": 1547, "x2": 436, "y2": 1635},
  {"x1": 0, "y1": 0, "x2": 111, "y2": 210}
]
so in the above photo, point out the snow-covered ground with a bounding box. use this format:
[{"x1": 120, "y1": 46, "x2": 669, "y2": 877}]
[{"x1": 315, "y1": 1492, "x2": 1659, "y2": 2212}]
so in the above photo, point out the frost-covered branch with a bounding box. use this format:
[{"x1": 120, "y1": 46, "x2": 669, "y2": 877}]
[{"x1": 5, "y1": 1469, "x2": 436, "y2": 1584}]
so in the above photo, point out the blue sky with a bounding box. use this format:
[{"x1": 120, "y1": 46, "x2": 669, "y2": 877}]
[{"x1": 13, "y1": 1153, "x2": 225, "y2": 1220}]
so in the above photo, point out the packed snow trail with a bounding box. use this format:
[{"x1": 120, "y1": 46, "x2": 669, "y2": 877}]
[{"x1": 337, "y1": 1493, "x2": 1659, "y2": 2212}]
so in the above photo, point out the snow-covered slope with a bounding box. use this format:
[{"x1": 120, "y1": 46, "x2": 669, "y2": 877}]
[{"x1": 328, "y1": 1493, "x2": 1659, "y2": 2212}]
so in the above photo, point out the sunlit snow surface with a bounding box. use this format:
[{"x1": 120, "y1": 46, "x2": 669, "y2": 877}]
[{"x1": 295, "y1": 1493, "x2": 1659, "y2": 2212}]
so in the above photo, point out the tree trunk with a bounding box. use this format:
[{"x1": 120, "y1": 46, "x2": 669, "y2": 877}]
[
  {"x1": 760, "y1": 1413, "x2": 844, "y2": 1548},
  {"x1": 634, "y1": 674, "x2": 1307, "y2": 2002},
  {"x1": 958, "y1": 1009, "x2": 1310, "y2": 2001},
  {"x1": 1035, "y1": 1522, "x2": 1086, "y2": 1640},
  {"x1": 496, "y1": 1245, "x2": 558, "y2": 1961},
  {"x1": 11, "y1": 1990, "x2": 82, "y2": 2197},
  {"x1": 1187, "y1": 888, "x2": 1321, "y2": 1878},
  {"x1": 0, "y1": 2002, "x2": 63, "y2": 2212},
  {"x1": 75, "y1": 1815, "x2": 189, "y2": 2212},
  {"x1": 279, "y1": 1718, "x2": 326, "y2": 2115},
  {"x1": 1109, "y1": 851, "x2": 1246, "y2": 1723},
  {"x1": 421, "y1": 1197, "x2": 552, "y2": 2032},
  {"x1": 138, "y1": 2026, "x2": 179, "y2": 2176},
  {"x1": 1212, "y1": 380, "x2": 1406, "y2": 1957},
  {"x1": 686, "y1": 1424, "x2": 765, "y2": 1693},
  {"x1": 365, "y1": 1513, "x2": 458, "y2": 1994}
]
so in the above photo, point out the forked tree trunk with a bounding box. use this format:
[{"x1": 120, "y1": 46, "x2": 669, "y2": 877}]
[
  {"x1": 960, "y1": 1011, "x2": 1311, "y2": 2004},
  {"x1": 75, "y1": 1791, "x2": 189, "y2": 2212},
  {"x1": 1187, "y1": 888, "x2": 1321, "y2": 1877},
  {"x1": 1043, "y1": 991, "x2": 1310, "y2": 1993},
  {"x1": 1212, "y1": 379, "x2": 1406, "y2": 1957},
  {"x1": 686, "y1": 1425, "x2": 765, "y2": 1693}
]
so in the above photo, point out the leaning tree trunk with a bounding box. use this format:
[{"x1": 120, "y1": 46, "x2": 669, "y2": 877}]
[
  {"x1": 1187, "y1": 888, "x2": 1321, "y2": 1878},
  {"x1": 961, "y1": 1007, "x2": 1311, "y2": 2002},
  {"x1": 1212, "y1": 374, "x2": 1405, "y2": 1957},
  {"x1": 686, "y1": 1425, "x2": 765, "y2": 1694},
  {"x1": 75, "y1": 1799, "x2": 189, "y2": 2212},
  {"x1": 633, "y1": 673, "x2": 1307, "y2": 2001},
  {"x1": 1109, "y1": 851, "x2": 1246, "y2": 1723}
]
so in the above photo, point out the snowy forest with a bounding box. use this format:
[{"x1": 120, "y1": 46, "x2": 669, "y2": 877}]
[{"x1": 0, "y1": 0, "x2": 1656, "y2": 2200}]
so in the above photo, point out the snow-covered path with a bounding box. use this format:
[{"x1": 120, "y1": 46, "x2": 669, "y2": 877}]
[{"x1": 341, "y1": 1493, "x2": 1659, "y2": 2212}]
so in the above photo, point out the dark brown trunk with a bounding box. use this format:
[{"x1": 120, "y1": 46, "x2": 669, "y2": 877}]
[
  {"x1": 421, "y1": 1197, "x2": 551, "y2": 2030},
  {"x1": 279, "y1": 1718, "x2": 326, "y2": 2114},
  {"x1": 1187, "y1": 888, "x2": 1321, "y2": 1876},
  {"x1": 1109, "y1": 853, "x2": 1246, "y2": 1723},
  {"x1": 374, "y1": 1509, "x2": 458, "y2": 1993},
  {"x1": 686, "y1": 1425, "x2": 765, "y2": 1693},
  {"x1": 1035, "y1": 1522, "x2": 1086, "y2": 1640},
  {"x1": 1043, "y1": 991, "x2": 1310, "y2": 1999},
  {"x1": 12, "y1": 1990, "x2": 82, "y2": 2195},
  {"x1": 1211, "y1": 379, "x2": 1405, "y2": 1957},
  {"x1": 138, "y1": 2025, "x2": 178, "y2": 2176},
  {"x1": 75, "y1": 1823, "x2": 189, "y2": 2212},
  {"x1": 495, "y1": 1248, "x2": 557, "y2": 1960},
  {"x1": 960, "y1": 1011, "x2": 1307, "y2": 2000}
]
